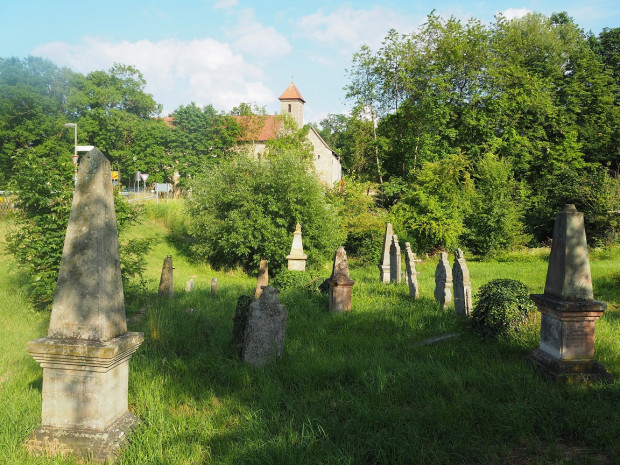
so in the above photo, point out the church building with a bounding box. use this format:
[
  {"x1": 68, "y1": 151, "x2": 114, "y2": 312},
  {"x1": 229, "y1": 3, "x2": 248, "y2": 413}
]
[{"x1": 234, "y1": 82, "x2": 342, "y2": 187}]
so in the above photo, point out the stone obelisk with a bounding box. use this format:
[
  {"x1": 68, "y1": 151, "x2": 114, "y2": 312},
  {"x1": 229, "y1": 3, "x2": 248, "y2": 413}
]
[
  {"x1": 530, "y1": 204, "x2": 612, "y2": 383},
  {"x1": 25, "y1": 148, "x2": 144, "y2": 463},
  {"x1": 328, "y1": 246, "x2": 355, "y2": 312},
  {"x1": 286, "y1": 223, "x2": 308, "y2": 271},
  {"x1": 379, "y1": 223, "x2": 393, "y2": 282}
]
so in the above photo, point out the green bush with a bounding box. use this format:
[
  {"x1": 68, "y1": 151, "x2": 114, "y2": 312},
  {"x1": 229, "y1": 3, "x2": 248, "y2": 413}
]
[
  {"x1": 470, "y1": 279, "x2": 536, "y2": 338},
  {"x1": 186, "y1": 146, "x2": 342, "y2": 273}
]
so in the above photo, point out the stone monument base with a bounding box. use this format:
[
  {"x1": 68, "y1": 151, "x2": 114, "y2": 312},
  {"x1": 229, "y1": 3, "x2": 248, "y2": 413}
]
[
  {"x1": 25, "y1": 411, "x2": 139, "y2": 464},
  {"x1": 328, "y1": 280, "x2": 353, "y2": 312},
  {"x1": 530, "y1": 348, "x2": 613, "y2": 384},
  {"x1": 287, "y1": 257, "x2": 306, "y2": 271}
]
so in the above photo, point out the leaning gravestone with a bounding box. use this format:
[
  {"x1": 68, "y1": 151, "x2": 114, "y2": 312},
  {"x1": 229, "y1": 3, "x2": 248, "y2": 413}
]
[
  {"x1": 286, "y1": 223, "x2": 308, "y2": 271},
  {"x1": 530, "y1": 204, "x2": 612, "y2": 383},
  {"x1": 254, "y1": 258, "x2": 269, "y2": 298},
  {"x1": 452, "y1": 249, "x2": 472, "y2": 316},
  {"x1": 25, "y1": 148, "x2": 143, "y2": 464},
  {"x1": 328, "y1": 246, "x2": 355, "y2": 312},
  {"x1": 378, "y1": 223, "x2": 393, "y2": 282},
  {"x1": 434, "y1": 252, "x2": 452, "y2": 309},
  {"x1": 185, "y1": 278, "x2": 194, "y2": 292},
  {"x1": 235, "y1": 287, "x2": 287, "y2": 367},
  {"x1": 158, "y1": 255, "x2": 174, "y2": 298},
  {"x1": 390, "y1": 235, "x2": 402, "y2": 284},
  {"x1": 404, "y1": 243, "x2": 419, "y2": 299}
]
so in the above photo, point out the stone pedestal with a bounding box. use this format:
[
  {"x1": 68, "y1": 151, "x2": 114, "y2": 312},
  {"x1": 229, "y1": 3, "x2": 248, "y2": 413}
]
[
  {"x1": 25, "y1": 148, "x2": 143, "y2": 463},
  {"x1": 530, "y1": 204, "x2": 611, "y2": 383},
  {"x1": 286, "y1": 223, "x2": 308, "y2": 271},
  {"x1": 328, "y1": 246, "x2": 354, "y2": 312},
  {"x1": 378, "y1": 223, "x2": 393, "y2": 283}
]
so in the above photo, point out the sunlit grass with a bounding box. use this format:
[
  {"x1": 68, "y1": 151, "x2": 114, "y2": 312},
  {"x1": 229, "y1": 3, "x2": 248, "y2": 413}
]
[{"x1": 1, "y1": 212, "x2": 619, "y2": 464}]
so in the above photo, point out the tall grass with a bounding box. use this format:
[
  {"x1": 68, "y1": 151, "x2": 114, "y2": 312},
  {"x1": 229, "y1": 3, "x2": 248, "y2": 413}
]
[{"x1": 1, "y1": 208, "x2": 619, "y2": 464}]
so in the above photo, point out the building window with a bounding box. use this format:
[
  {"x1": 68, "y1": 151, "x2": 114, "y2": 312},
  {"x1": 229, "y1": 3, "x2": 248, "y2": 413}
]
[{"x1": 288, "y1": 104, "x2": 291, "y2": 112}]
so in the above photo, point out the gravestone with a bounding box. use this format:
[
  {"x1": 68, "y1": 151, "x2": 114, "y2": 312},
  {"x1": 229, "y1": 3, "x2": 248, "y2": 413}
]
[
  {"x1": 236, "y1": 287, "x2": 287, "y2": 367},
  {"x1": 390, "y1": 235, "x2": 402, "y2": 284},
  {"x1": 434, "y1": 252, "x2": 452, "y2": 309},
  {"x1": 452, "y1": 249, "x2": 472, "y2": 316},
  {"x1": 25, "y1": 148, "x2": 143, "y2": 464},
  {"x1": 211, "y1": 277, "x2": 218, "y2": 296},
  {"x1": 404, "y1": 242, "x2": 419, "y2": 299},
  {"x1": 185, "y1": 278, "x2": 194, "y2": 292},
  {"x1": 328, "y1": 246, "x2": 355, "y2": 312},
  {"x1": 158, "y1": 255, "x2": 174, "y2": 298},
  {"x1": 254, "y1": 259, "x2": 269, "y2": 298},
  {"x1": 286, "y1": 223, "x2": 308, "y2": 271},
  {"x1": 378, "y1": 223, "x2": 393, "y2": 282},
  {"x1": 530, "y1": 204, "x2": 612, "y2": 383}
]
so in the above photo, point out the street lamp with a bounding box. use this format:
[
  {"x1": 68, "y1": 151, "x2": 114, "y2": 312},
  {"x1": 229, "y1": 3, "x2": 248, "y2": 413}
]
[{"x1": 64, "y1": 123, "x2": 78, "y2": 183}]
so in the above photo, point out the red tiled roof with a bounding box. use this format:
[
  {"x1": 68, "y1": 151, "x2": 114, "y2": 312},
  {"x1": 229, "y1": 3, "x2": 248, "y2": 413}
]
[
  {"x1": 159, "y1": 116, "x2": 175, "y2": 127},
  {"x1": 278, "y1": 82, "x2": 305, "y2": 103},
  {"x1": 232, "y1": 115, "x2": 283, "y2": 141}
]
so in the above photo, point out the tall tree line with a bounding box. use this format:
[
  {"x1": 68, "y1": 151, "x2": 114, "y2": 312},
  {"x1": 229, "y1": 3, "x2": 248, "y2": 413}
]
[{"x1": 320, "y1": 12, "x2": 619, "y2": 253}]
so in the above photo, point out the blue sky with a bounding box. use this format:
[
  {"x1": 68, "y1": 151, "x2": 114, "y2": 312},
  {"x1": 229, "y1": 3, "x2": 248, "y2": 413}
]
[{"x1": 1, "y1": 1, "x2": 617, "y2": 122}]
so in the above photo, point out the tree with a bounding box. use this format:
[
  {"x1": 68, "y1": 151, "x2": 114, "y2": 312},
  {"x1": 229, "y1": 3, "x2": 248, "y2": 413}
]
[{"x1": 186, "y1": 126, "x2": 341, "y2": 273}]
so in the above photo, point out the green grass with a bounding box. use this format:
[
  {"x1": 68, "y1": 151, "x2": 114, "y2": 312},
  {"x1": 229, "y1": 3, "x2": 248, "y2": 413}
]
[{"x1": 1, "y1": 206, "x2": 620, "y2": 464}]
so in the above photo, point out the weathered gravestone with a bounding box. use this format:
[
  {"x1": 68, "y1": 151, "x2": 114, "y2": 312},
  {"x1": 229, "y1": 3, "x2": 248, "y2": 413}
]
[
  {"x1": 453, "y1": 249, "x2": 472, "y2": 317},
  {"x1": 185, "y1": 278, "x2": 194, "y2": 292},
  {"x1": 286, "y1": 223, "x2": 308, "y2": 271},
  {"x1": 530, "y1": 204, "x2": 612, "y2": 383},
  {"x1": 404, "y1": 242, "x2": 419, "y2": 299},
  {"x1": 211, "y1": 277, "x2": 218, "y2": 296},
  {"x1": 158, "y1": 255, "x2": 174, "y2": 298},
  {"x1": 378, "y1": 223, "x2": 393, "y2": 282},
  {"x1": 390, "y1": 235, "x2": 402, "y2": 284},
  {"x1": 434, "y1": 252, "x2": 452, "y2": 309},
  {"x1": 25, "y1": 148, "x2": 143, "y2": 464},
  {"x1": 254, "y1": 258, "x2": 268, "y2": 298},
  {"x1": 232, "y1": 287, "x2": 287, "y2": 367},
  {"x1": 328, "y1": 246, "x2": 355, "y2": 312}
]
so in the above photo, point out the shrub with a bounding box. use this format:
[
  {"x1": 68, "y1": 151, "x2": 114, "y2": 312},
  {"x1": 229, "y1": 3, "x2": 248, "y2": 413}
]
[
  {"x1": 186, "y1": 148, "x2": 342, "y2": 273},
  {"x1": 470, "y1": 279, "x2": 536, "y2": 338}
]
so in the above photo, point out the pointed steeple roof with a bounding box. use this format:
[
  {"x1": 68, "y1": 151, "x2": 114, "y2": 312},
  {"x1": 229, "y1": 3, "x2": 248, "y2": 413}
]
[{"x1": 278, "y1": 82, "x2": 306, "y2": 103}]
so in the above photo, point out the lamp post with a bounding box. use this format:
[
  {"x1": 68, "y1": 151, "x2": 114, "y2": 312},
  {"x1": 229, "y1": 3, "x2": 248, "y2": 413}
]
[{"x1": 64, "y1": 123, "x2": 78, "y2": 184}]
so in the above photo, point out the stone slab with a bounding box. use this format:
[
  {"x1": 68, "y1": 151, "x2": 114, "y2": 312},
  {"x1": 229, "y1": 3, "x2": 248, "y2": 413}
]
[
  {"x1": 25, "y1": 411, "x2": 140, "y2": 464},
  {"x1": 530, "y1": 348, "x2": 613, "y2": 384}
]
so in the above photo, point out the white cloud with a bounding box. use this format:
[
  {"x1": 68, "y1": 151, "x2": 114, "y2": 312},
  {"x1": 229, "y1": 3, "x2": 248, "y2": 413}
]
[
  {"x1": 498, "y1": 7, "x2": 531, "y2": 20},
  {"x1": 228, "y1": 9, "x2": 292, "y2": 60},
  {"x1": 297, "y1": 6, "x2": 418, "y2": 54},
  {"x1": 214, "y1": 0, "x2": 238, "y2": 9},
  {"x1": 32, "y1": 37, "x2": 276, "y2": 115}
]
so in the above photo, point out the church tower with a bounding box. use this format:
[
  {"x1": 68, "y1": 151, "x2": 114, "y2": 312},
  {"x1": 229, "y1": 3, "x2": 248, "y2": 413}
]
[{"x1": 279, "y1": 82, "x2": 305, "y2": 128}]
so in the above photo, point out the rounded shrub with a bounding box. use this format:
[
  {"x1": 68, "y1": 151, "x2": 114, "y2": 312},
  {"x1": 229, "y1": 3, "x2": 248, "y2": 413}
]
[{"x1": 470, "y1": 279, "x2": 536, "y2": 338}]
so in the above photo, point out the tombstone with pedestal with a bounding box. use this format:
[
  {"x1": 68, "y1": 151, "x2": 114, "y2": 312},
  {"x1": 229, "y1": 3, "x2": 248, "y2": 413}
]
[
  {"x1": 390, "y1": 235, "x2": 402, "y2": 284},
  {"x1": 25, "y1": 148, "x2": 143, "y2": 464},
  {"x1": 158, "y1": 255, "x2": 174, "y2": 298},
  {"x1": 378, "y1": 223, "x2": 393, "y2": 283},
  {"x1": 328, "y1": 246, "x2": 355, "y2": 312},
  {"x1": 530, "y1": 204, "x2": 612, "y2": 383},
  {"x1": 286, "y1": 223, "x2": 308, "y2": 271},
  {"x1": 254, "y1": 258, "x2": 268, "y2": 298},
  {"x1": 434, "y1": 252, "x2": 452, "y2": 309},
  {"x1": 404, "y1": 242, "x2": 419, "y2": 299},
  {"x1": 453, "y1": 249, "x2": 472, "y2": 317}
]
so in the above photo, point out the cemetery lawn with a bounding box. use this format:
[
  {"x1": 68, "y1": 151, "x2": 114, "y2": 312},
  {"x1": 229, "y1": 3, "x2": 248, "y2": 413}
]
[{"x1": 1, "y1": 205, "x2": 620, "y2": 465}]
